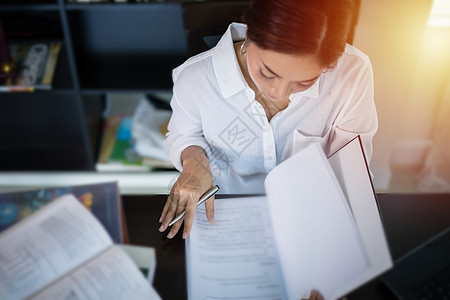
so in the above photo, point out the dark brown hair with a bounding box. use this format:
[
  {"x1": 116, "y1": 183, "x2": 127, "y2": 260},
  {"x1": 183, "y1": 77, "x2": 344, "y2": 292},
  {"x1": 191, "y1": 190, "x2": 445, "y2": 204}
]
[{"x1": 242, "y1": 0, "x2": 354, "y2": 68}]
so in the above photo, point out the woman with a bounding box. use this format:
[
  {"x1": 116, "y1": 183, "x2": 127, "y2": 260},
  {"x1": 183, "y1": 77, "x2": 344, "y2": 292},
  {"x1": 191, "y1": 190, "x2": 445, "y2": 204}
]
[{"x1": 159, "y1": 0, "x2": 377, "y2": 240}]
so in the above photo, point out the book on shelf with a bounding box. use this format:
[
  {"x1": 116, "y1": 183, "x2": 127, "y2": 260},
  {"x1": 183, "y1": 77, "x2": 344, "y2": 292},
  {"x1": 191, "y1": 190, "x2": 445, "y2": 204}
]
[
  {"x1": 96, "y1": 115, "x2": 152, "y2": 172},
  {"x1": 186, "y1": 136, "x2": 392, "y2": 300},
  {"x1": 0, "y1": 194, "x2": 160, "y2": 300},
  {"x1": 96, "y1": 110, "x2": 174, "y2": 172},
  {"x1": 0, "y1": 181, "x2": 127, "y2": 244},
  {"x1": 0, "y1": 41, "x2": 62, "y2": 92}
]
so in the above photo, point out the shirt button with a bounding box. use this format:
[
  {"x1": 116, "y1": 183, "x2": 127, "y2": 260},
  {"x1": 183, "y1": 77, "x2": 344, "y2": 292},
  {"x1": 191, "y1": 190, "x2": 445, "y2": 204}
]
[
  {"x1": 267, "y1": 156, "x2": 273, "y2": 160},
  {"x1": 264, "y1": 127, "x2": 270, "y2": 132}
]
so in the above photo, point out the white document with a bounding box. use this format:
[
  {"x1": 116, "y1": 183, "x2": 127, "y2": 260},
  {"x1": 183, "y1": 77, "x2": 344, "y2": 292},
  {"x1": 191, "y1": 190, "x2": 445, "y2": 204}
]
[
  {"x1": 265, "y1": 143, "x2": 369, "y2": 300},
  {"x1": 186, "y1": 196, "x2": 286, "y2": 299},
  {"x1": 186, "y1": 139, "x2": 392, "y2": 300},
  {"x1": 0, "y1": 194, "x2": 160, "y2": 300},
  {"x1": 327, "y1": 136, "x2": 392, "y2": 294}
]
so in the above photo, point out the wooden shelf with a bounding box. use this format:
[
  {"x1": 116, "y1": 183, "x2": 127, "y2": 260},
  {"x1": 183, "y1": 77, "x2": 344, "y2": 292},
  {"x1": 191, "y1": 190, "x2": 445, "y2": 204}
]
[{"x1": 0, "y1": 171, "x2": 180, "y2": 194}]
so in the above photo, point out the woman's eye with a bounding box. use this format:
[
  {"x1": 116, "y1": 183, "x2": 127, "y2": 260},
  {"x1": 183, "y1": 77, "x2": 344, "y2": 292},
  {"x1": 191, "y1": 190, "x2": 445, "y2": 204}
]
[{"x1": 259, "y1": 70, "x2": 274, "y2": 80}]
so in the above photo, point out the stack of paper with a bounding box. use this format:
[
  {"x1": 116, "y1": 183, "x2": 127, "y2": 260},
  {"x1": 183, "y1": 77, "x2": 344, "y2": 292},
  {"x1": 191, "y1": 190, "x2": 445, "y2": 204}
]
[
  {"x1": 186, "y1": 136, "x2": 392, "y2": 299},
  {"x1": 132, "y1": 99, "x2": 173, "y2": 165}
]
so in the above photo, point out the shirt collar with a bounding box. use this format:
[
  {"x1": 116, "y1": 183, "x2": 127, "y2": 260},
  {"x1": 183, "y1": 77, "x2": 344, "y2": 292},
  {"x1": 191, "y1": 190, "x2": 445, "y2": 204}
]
[{"x1": 212, "y1": 23, "x2": 248, "y2": 99}]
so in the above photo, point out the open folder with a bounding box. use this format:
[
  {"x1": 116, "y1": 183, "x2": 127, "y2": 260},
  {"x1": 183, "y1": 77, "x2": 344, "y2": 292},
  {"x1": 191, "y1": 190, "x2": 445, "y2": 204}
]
[{"x1": 186, "y1": 136, "x2": 392, "y2": 300}]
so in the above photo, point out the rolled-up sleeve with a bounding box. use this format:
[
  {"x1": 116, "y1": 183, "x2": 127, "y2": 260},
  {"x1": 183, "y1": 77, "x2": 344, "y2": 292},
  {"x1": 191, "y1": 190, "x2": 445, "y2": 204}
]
[{"x1": 163, "y1": 90, "x2": 210, "y2": 171}]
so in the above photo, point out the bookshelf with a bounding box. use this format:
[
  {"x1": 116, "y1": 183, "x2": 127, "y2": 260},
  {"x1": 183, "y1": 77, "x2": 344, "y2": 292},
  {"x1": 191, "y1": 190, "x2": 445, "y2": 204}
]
[
  {"x1": 0, "y1": 0, "x2": 190, "y2": 171},
  {"x1": 0, "y1": 0, "x2": 249, "y2": 198}
]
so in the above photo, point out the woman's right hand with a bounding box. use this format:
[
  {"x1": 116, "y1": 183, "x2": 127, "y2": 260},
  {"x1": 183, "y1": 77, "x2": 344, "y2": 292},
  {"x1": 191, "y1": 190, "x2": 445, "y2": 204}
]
[{"x1": 158, "y1": 146, "x2": 215, "y2": 239}]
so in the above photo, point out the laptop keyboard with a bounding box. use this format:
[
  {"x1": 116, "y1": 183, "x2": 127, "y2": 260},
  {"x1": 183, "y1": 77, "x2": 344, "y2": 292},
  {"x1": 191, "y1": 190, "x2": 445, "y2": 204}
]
[{"x1": 410, "y1": 266, "x2": 450, "y2": 300}]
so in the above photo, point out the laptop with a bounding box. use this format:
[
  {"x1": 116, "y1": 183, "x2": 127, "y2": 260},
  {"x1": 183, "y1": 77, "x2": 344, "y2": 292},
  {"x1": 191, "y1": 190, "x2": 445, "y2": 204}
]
[{"x1": 382, "y1": 227, "x2": 450, "y2": 300}]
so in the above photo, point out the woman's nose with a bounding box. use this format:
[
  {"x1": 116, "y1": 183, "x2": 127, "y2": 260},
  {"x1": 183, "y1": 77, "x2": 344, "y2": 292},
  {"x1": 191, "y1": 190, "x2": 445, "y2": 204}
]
[{"x1": 269, "y1": 81, "x2": 292, "y2": 100}]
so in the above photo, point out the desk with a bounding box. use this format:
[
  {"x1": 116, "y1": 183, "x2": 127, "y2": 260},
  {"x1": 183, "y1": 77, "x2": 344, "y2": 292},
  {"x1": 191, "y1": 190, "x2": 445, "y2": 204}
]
[{"x1": 122, "y1": 193, "x2": 450, "y2": 300}]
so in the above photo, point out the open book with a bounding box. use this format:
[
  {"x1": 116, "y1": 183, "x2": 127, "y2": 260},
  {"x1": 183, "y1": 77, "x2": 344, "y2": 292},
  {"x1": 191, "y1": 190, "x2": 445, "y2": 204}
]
[
  {"x1": 0, "y1": 194, "x2": 160, "y2": 300},
  {"x1": 0, "y1": 182, "x2": 125, "y2": 243},
  {"x1": 186, "y1": 136, "x2": 392, "y2": 300}
]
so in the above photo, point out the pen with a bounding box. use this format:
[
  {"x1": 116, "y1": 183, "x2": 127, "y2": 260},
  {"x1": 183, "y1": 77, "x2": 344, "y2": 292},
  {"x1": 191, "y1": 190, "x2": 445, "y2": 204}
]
[{"x1": 168, "y1": 185, "x2": 220, "y2": 226}]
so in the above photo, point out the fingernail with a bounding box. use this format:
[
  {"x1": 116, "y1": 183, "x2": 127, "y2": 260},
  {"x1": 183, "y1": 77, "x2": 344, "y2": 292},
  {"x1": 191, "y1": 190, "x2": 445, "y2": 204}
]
[
  {"x1": 210, "y1": 217, "x2": 215, "y2": 225},
  {"x1": 159, "y1": 224, "x2": 165, "y2": 232},
  {"x1": 159, "y1": 216, "x2": 163, "y2": 223},
  {"x1": 182, "y1": 232, "x2": 188, "y2": 239},
  {"x1": 167, "y1": 232, "x2": 174, "y2": 239}
]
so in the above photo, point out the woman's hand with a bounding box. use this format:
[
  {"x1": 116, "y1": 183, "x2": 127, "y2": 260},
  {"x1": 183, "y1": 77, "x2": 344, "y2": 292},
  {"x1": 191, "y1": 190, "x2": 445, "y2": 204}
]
[
  {"x1": 301, "y1": 290, "x2": 324, "y2": 300},
  {"x1": 159, "y1": 146, "x2": 215, "y2": 239}
]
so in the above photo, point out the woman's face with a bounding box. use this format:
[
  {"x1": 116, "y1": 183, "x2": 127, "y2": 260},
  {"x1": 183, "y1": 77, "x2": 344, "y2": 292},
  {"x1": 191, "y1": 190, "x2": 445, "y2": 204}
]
[{"x1": 246, "y1": 41, "x2": 324, "y2": 102}]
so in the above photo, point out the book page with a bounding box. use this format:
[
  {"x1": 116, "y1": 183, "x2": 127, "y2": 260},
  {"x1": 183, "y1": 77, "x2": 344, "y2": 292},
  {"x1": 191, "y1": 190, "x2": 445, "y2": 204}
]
[
  {"x1": 328, "y1": 136, "x2": 392, "y2": 295},
  {"x1": 186, "y1": 196, "x2": 286, "y2": 300},
  {"x1": 265, "y1": 143, "x2": 369, "y2": 300},
  {"x1": 0, "y1": 181, "x2": 123, "y2": 243},
  {"x1": 0, "y1": 195, "x2": 112, "y2": 300},
  {"x1": 118, "y1": 244, "x2": 157, "y2": 285},
  {"x1": 31, "y1": 246, "x2": 160, "y2": 300}
]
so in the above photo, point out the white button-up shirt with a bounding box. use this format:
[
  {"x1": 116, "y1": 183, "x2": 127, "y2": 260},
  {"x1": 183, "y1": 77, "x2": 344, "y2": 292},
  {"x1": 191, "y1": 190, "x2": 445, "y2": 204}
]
[{"x1": 164, "y1": 23, "x2": 378, "y2": 193}]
